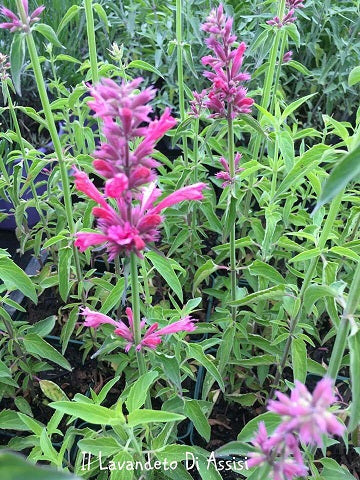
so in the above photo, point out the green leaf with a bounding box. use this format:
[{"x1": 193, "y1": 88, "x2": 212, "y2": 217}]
[
  {"x1": 289, "y1": 247, "x2": 322, "y2": 263},
  {"x1": 349, "y1": 330, "x2": 360, "y2": 431},
  {"x1": 237, "y1": 412, "x2": 281, "y2": 442},
  {"x1": 303, "y1": 284, "x2": 339, "y2": 314},
  {"x1": 281, "y1": 93, "x2": 316, "y2": 121},
  {"x1": 349, "y1": 66, "x2": 360, "y2": 86},
  {"x1": 10, "y1": 33, "x2": 25, "y2": 95},
  {"x1": 187, "y1": 343, "x2": 225, "y2": 392},
  {"x1": 229, "y1": 285, "x2": 286, "y2": 306},
  {"x1": 126, "y1": 409, "x2": 185, "y2": 428},
  {"x1": 192, "y1": 259, "x2": 219, "y2": 295},
  {"x1": 126, "y1": 371, "x2": 158, "y2": 413},
  {"x1": 93, "y1": 3, "x2": 110, "y2": 31},
  {"x1": 0, "y1": 410, "x2": 30, "y2": 431},
  {"x1": 77, "y1": 437, "x2": 122, "y2": 457},
  {"x1": 146, "y1": 251, "x2": 183, "y2": 302},
  {"x1": 330, "y1": 246, "x2": 360, "y2": 262},
  {"x1": 23, "y1": 334, "x2": 71, "y2": 371},
  {"x1": 39, "y1": 380, "x2": 69, "y2": 402},
  {"x1": 276, "y1": 144, "x2": 329, "y2": 197},
  {"x1": 292, "y1": 338, "x2": 307, "y2": 383},
  {"x1": 50, "y1": 401, "x2": 124, "y2": 425},
  {"x1": 29, "y1": 315, "x2": 56, "y2": 337},
  {"x1": 100, "y1": 277, "x2": 125, "y2": 314},
  {"x1": 248, "y1": 260, "x2": 285, "y2": 285},
  {"x1": 238, "y1": 114, "x2": 268, "y2": 139},
  {"x1": 315, "y1": 144, "x2": 360, "y2": 212},
  {"x1": 33, "y1": 24, "x2": 64, "y2": 48},
  {"x1": 57, "y1": 5, "x2": 80, "y2": 35},
  {"x1": 0, "y1": 452, "x2": 80, "y2": 480},
  {"x1": 318, "y1": 458, "x2": 357, "y2": 480},
  {"x1": 58, "y1": 246, "x2": 72, "y2": 302},
  {"x1": 127, "y1": 60, "x2": 163, "y2": 78},
  {"x1": 184, "y1": 400, "x2": 210, "y2": 442},
  {"x1": 0, "y1": 257, "x2": 37, "y2": 304},
  {"x1": 278, "y1": 130, "x2": 295, "y2": 171}
]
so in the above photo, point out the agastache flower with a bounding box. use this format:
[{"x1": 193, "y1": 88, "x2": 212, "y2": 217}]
[
  {"x1": 0, "y1": 1, "x2": 45, "y2": 32},
  {"x1": 74, "y1": 75, "x2": 207, "y2": 261},
  {"x1": 248, "y1": 423, "x2": 307, "y2": 480},
  {"x1": 215, "y1": 153, "x2": 244, "y2": 187},
  {"x1": 81, "y1": 307, "x2": 197, "y2": 352},
  {"x1": 286, "y1": 0, "x2": 305, "y2": 9},
  {"x1": 89, "y1": 78, "x2": 176, "y2": 189},
  {"x1": 268, "y1": 378, "x2": 345, "y2": 445},
  {"x1": 267, "y1": 9, "x2": 296, "y2": 28},
  {"x1": 248, "y1": 378, "x2": 345, "y2": 479},
  {"x1": 199, "y1": 4, "x2": 254, "y2": 119},
  {"x1": 74, "y1": 176, "x2": 207, "y2": 259},
  {"x1": 282, "y1": 51, "x2": 293, "y2": 64}
]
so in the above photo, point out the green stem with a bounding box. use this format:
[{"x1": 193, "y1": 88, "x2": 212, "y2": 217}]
[
  {"x1": 242, "y1": 0, "x2": 286, "y2": 228},
  {"x1": 16, "y1": 0, "x2": 84, "y2": 299},
  {"x1": 176, "y1": 0, "x2": 188, "y2": 167},
  {"x1": 190, "y1": 117, "x2": 200, "y2": 248},
  {"x1": 327, "y1": 260, "x2": 360, "y2": 379},
  {"x1": 4, "y1": 81, "x2": 46, "y2": 224},
  {"x1": 270, "y1": 30, "x2": 287, "y2": 115},
  {"x1": 130, "y1": 253, "x2": 147, "y2": 377},
  {"x1": 270, "y1": 192, "x2": 343, "y2": 395},
  {"x1": 84, "y1": 0, "x2": 99, "y2": 84},
  {"x1": 227, "y1": 115, "x2": 237, "y2": 323}
]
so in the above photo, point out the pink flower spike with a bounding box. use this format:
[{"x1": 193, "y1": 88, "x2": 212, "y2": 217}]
[
  {"x1": 268, "y1": 378, "x2": 345, "y2": 446},
  {"x1": 105, "y1": 174, "x2": 129, "y2": 198},
  {"x1": 156, "y1": 316, "x2": 197, "y2": 336},
  {"x1": 152, "y1": 183, "x2": 207, "y2": 214},
  {"x1": 81, "y1": 307, "x2": 119, "y2": 328},
  {"x1": 74, "y1": 232, "x2": 109, "y2": 252},
  {"x1": 30, "y1": 5, "x2": 45, "y2": 21},
  {"x1": 73, "y1": 167, "x2": 109, "y2": 209},
  {"x1": 282, "y1": 50, "x2": 293, "y2": 63}
]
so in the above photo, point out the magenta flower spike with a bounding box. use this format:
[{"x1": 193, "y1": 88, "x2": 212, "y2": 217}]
[
  {"x1": 268, "y1": 378, "x2": 345, "y2": 445},
  {"x1": 81, "y1": 307, "x2": 197, "y2": 352},
  {"x1": 215, "y1": 153, "x2": 244, "y2": 187},
  {"x1": 74, "y1": 174, "x2": 207, "y2": 259},
  {"x1": 247, "y1": 423, "x2": 308, "y2": 480},
  {"x1": 0, "y1": 1, "x2": 45, "y2": 32},
  {"x1": 286, "y1": 0, "x2": 305, "y2": 9},
  {"x1": 282, "y1": 50, "x2": 293, "y2": 64},
  {"x1": 198, "y1": 4, "x2": 254, "y2": 119},
  {"x1": 267, "y1": 9, "x2": 296, "y2": 28},
  {"x1": 74, "y1": 76, "x2": 207, "y2": 260}
]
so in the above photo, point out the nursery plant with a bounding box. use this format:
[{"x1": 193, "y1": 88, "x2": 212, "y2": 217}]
[{"x1": 0, "y1": 1, "x2": 360, "y2": 480}]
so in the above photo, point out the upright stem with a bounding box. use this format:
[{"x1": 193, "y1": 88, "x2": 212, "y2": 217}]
[
  {"x1": 227, "y1": 115, "x2": 237, "y2": 323},
  {"x1": 270, "y1": 31, "x2": 287, "y2": 115},
  {"x1": 16, "y1": 0, "x2": 84, "y2": 297},
  {"x1": 130, "y1": 252, "x2": 147, "y2": 378},
  {"x1": 4, "y1": 81, "x2": 45, "y2": 224},
  {"x1": 176, "y1": 0, "x2": 188, "y2": 167},
  {"x1": 270, "y1": 192, "x2": 343, "y2": 395},
  {"x1": 84, "y1": 0, "x2": 99, "y2": 84},
  {"x1": 242, "y1": 0, "x2": 286, "y2": 225},
  {"x1": 327, "y1": 261, "x2": 360, "y2": 379}
]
